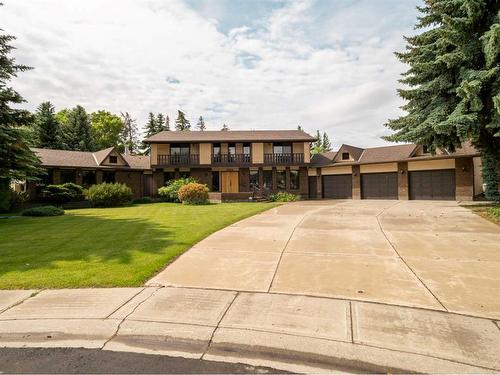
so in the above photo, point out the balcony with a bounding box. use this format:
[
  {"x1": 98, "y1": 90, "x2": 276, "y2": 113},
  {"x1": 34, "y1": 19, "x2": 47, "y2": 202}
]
[
  {"x1": 212, "y1": 154, "x2": 252, "y2": 166},
  {"x1": 157, "y1": 154, "x2": 199, "y2": 166},
  {"x1": 264, "y1": 153, "x2": 304, "y2": 164}
]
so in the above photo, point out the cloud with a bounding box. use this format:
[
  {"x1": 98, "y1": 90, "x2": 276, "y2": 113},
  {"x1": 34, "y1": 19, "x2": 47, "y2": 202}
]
[{"x1": 2, "y1": 0, "x2": 421, "y2": 148}]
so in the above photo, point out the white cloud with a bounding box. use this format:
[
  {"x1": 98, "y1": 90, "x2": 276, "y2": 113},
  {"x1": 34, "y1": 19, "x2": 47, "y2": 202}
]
[{"x1": 2, "y1": 0, "x2": 421, "y2": 148}]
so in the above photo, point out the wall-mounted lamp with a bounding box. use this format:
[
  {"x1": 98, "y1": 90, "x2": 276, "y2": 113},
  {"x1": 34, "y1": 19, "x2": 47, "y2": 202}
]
[
  {"x1": 400, "y1": 170, "x2": 405, "y2": 174},
  {"x1": 462, "y1": 167, "x2": 466, "y2": 172},
  {"x1": 353, "y1": 172, "x2": 357, "y2": 176}
]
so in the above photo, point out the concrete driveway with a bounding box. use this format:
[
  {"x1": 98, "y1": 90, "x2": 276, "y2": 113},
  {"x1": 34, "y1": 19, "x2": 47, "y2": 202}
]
[{"x1": 149, "y1": 200, "x2": 500, "y2": 320}]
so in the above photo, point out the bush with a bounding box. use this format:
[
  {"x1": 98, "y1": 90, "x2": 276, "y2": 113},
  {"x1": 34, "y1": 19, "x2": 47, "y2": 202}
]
[
  {"x1": 158, "y1": 177, "x2": 197, "y2": 202},
  {"x1": 42, "y1": 185, "x2": 75, "y2": 204},
  {"x1": 269, "y1": 191, "x2": 298, "y2": 202},
  {"x1": 487, "y1": 205, "x2": 500, "y2": 219},
  {"x1": 21, "y1": 205, "x2": 64, "y2": 217},
  {"x1": 85, "y1": 183, "x2": 133, "y2": 207},
  {"x1": 0, "y1": 181, "x2": 11, "y2": 212},
  {"x1": 178, "y1": 182, "x2": 209, "y2": 205},
  {"x1": 61, "y1": 182, "x2": 84, "y2": 199},
  {"x1": 132, "y1": 196, "x2": 153, "y2": 204}
]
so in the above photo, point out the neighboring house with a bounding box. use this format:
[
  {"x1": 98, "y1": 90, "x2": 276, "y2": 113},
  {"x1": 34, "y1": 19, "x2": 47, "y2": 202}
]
[
  {"x1": 309, "y1": 142, "x2": 481, "y2": 201},
  {"x1": 24, "y1": 130, "x2": 482, "y2": 201}
]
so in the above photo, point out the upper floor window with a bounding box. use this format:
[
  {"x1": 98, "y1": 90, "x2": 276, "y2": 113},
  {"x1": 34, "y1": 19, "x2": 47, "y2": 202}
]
[
  {"x1": 342, "y1": 152, "x2": 350, "y2": 160},
  {"x1": 243, "y1": 143, "x2": 251, "y2": 155},
  {"x1": 171, "y1": 143, "x2": 190, "y2": 155},
  {"x1": 273, "y1": 142, "x2": 292, "y2": 154},
  {"x1": 213, "y1": 143, "x2": 221, "y2": 155},
  {"x1": 109, "y1": 155, "x2": 118, "y2": 163},
  {"x1": 228, "y1": 143, "x2": 236, "y2": 155}
]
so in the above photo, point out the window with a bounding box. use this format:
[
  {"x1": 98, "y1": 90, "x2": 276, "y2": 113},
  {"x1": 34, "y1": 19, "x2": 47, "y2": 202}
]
[
  {"x1": 212, "y1": 171, "x2": 220, "y2": 192},
  {"x1": 342, "y1": 152, "x2": 350, "y2": 160},
  {"x1": 249, "y1": 170, "x2": 259, "y2": 190},
  {"x1": 263, "y1": 170, "x2": 273, "y2": 190},
  {"x1": 290, "y1": 170, "x2": 299, "y2": 190},
  {"x1": 273, "y1": 142, "x2": 292, "y2": 154},
  {"x1": 277, "y1": 170, "x2": 286, "y2": 190},
  {"x1": 40, "y1": 169, "x2": 53, "y2": 185},
  {"x1": 243, "y1": 143, "x2": 251, "y2": 162},
  {"x1": 213, "y1": 143, "x2": 221, "y2": 155},
  {"x1": 422, "y1": 145, "x2": 430, "y2": 154},
  {"x1": 81, "y1": 170, "x2": 96, "y2": 186},
  {"x1": 109, "y1": 155, "x2": 118, "y2": 164},
  {"x1": 103, "y1": 171, "x2": 115, "y2": 183},
  {"x1": 60, "y1": 169, "x2": 76, "y2": 184},
  {"x1": 228, "y1": 143, "x2": 236, "y2": 162},
  {"x1": 171, "y1": 144, "x2": 190, "y2": 155},
  {"x1": 164, "y1": 172, "x2": 175, "y2": 185},
  {"x1": 179, "y1": 171, "x2": 190, "y2": 179}
]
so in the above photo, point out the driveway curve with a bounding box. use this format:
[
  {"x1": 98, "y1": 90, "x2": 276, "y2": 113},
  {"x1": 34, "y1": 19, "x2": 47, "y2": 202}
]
[{"x1": 148, "y1": 200, "x2": 500, "y2": 320}]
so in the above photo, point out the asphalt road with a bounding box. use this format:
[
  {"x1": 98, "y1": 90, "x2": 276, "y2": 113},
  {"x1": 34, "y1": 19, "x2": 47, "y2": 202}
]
[{"x1": 0, "y1": 348, "x2": 289, "y2": 374}]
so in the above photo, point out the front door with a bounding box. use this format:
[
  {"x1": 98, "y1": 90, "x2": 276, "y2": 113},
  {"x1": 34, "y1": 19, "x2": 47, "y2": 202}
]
[{"x1": 221, "y1": 171, "x2": 239, "y2": 193}]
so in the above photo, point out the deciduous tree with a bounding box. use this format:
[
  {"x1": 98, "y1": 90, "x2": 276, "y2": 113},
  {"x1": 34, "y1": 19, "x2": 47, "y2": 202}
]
[{"x1": 90, "y1": 110, "x2": 124, "y2": 150}]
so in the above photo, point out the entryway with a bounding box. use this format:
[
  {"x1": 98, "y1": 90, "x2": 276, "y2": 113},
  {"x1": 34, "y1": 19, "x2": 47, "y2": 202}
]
[{"x1": 221, "y1": 171, "x2": 239, "y2": 193}]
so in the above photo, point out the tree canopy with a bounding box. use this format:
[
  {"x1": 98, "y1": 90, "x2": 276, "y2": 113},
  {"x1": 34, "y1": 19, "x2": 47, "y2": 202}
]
[
  {"x1": 385, "y1": 0, "x2": 500, "y2": 199},
  {"x1": 311, "y1": 130, "x2": 333, "y2": 154},
  {"x1": 197, "y1": 116, "x2": 206, "y2": 131},
  {"x1": 34, "y1": 102, "x2": 61, "y2": 149},
  {"x1": 90, "y1": 110, "x2": 124, "y2": 150},
  {"x1": 175, "y1": 110, "x2": 191, "y2": 131}
]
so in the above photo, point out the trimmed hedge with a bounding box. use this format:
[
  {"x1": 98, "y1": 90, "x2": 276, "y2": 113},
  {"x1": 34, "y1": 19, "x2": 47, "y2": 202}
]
[
  {"x1": 21, "y1": 205, "x2": 64, "y2": 217},
  {"x1": 269, "y1": 191, "x2": 298, "y2": 202},
  {"x1": 178, "y1": 182, "x2": 209, "y2": 205},
  {"x1": 85, "y1": 183, "x2": 133, "y2": 207},
  {"x1": 42, "y1": 183, "x2": 84, "y2": 204},
  {"x1": 158, "y1": 177, "x2": 197, "y2": 202}
]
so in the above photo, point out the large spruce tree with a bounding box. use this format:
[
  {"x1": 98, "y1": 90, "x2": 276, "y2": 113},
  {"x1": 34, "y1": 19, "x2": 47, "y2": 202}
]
[
  {"x1": 175, "y1": 110, "x2": 190, "y2": 131},
  {"x1": 34, "y1": 101, "x2": 61, "y2": 149},
  {"x1": 65, "y1": 105, "x2": 93, "y2": 151},
  {"x1": 0, "y1": 24, "x2": 40, "y2": 210},
  {"x1": 196, "y1": 116, "x2": 206, "y2": 131},
  {"x1": 385, "y1": 0, "x2": 500, "y2": 200},
  {"x1": 145, "y1": 112, "x2": 158, "y2": 137}
]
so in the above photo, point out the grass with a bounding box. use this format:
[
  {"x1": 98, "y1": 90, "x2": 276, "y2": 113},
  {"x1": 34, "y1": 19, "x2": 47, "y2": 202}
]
[
  {"x1": 465, "y1": 203, "x2": 500, "y2": 225},
  {"x1": 0, "y1": 202, "x2": 278, "y2": 289}
]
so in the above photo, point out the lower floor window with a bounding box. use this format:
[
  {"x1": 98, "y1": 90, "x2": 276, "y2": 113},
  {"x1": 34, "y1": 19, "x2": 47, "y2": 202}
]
[
  {"x1": 290, "y1": 170, "x2": 299, "y2": 190},
  {"x1": 103, "y1": 171, "x2": 115, "y2": 183},
  {"x1": 212, "y1": 171, "x2": 220, "y2": 192},
  {"x1": 277, "y1": 170, "x2": 286, "y2": 190},
  {"x1": 249, "y1": 170, "x2": 259, "y2": 190},
  {"x1": 263, "y1": 170, "x2": 272, "y2": 190},
  {"x1": 82, "y1": 170, "x2": 96, "y2": 186},
  {"x1": 60, "y1": 169, "x2": 76, "y2": 184},
  {"x1": 164, "y1": 172, "x2": 175, "y2": 185},
  {"x1": 179, "y1": 171, "x2": 190, "y2": 179}
]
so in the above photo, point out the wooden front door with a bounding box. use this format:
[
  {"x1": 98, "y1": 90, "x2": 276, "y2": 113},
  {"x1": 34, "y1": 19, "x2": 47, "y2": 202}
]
[{"x1": 221, "y1": 171, "x2": 239, "y2": 193}]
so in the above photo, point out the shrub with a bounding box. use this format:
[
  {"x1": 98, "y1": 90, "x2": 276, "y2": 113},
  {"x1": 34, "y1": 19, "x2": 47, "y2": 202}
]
[
  {"x1": 61, "y1": 182, "x2": 84, "y2": 199},
  {"x1": 178, "y1": 182, "x2": 209, "y2": 205},
  {"x1": 85, "y1": 183, "x2": 133, "y2": 207},
  {"x1": 42, "y1": 185, "x2": 75, "y2": 204},
  {"x1": 132, "y1": 196, "x2": 153, "y2": 204},
  {"x1": 269, "y1": 191, "x2": 298, "y2": 202},
  {"x1": 487, "y1": 205, "x2": 500, "y2": 219},
  {"x1": 158, "y1": 177, "x2": 197, "y2": 202},
  {"x1": 21, "y1": 205, "x2": 64, "y2": 217}
]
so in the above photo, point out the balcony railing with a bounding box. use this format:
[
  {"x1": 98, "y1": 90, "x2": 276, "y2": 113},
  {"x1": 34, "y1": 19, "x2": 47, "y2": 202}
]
[
  {"x1": 212, "y1": 154, "x2": 252, "y2": 165},
  {"x1": 264, "y1": 153, "x2": 304, "y2": 164},
  {"x1": 157, "y1": 154, "x2": 199, "y2": 165}
]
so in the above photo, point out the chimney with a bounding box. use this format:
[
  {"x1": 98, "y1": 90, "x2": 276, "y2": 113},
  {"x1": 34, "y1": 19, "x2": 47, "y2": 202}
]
[{"x1": 124, "y1": 144, "x2": 130, "y2": 155}]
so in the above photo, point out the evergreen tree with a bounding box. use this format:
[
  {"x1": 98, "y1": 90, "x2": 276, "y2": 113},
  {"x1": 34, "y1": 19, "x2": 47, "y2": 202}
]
[
  {"x1": 34, "y1": 102, "x2": 61, "y2": 149},
  {"x1": 297, "y1": 125, "x2": 303, "y2": 131},
  {"x1": 322, "y1": 132, "x2": 332, "y2": 151},
  {"x1": 145, "y1": 112, "x2": 158, "y2": 137},
  {"x1": 175, "y1": 110, "x2": 190, "y2": 131},
  {"x1": 0, "y1": 23, "x2": 40, "y2": 209},
  {"x1": 221, "y1": 123, "x2": 229, "y2": 131},
  {"x1": 65, "y1": 105, "x2": 93, "y2": 151},
  {"x1": 385, "y1": 0, "x2": 500, "y2": 200},
  {"x1": 165, "y1": 114, "x2": 170, "y2": 131},
  {"x1": 197, "y1": 116, "x2": 206, "y2": 131},
  {"x1": 156, "y1": 113, "x2": 165, "y2": 132},
  {"x1": 311, "y1": 130, "x2": 323, "y2": 154},
  {"x1": 120, "y1": 112, "x2": 140, "y2": 153}
]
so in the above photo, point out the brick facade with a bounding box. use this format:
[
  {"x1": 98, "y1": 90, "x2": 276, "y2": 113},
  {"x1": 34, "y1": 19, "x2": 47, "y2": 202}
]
[
  {"x1": 397, "y1": 161, "x2": 409, "y2": 200},
  {"x1": 455, "y1": 157, "x2": 474, "y2": 201}
]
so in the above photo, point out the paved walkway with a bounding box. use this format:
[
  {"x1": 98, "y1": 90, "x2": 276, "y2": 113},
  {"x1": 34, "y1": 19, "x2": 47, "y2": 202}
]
[{"x1": 1, "y1": 201, "x2": 499, "y2": 372}]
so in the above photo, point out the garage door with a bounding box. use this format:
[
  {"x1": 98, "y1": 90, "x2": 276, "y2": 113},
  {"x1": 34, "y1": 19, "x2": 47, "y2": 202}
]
[
  {"x1": 308, "y1": 176, "x2": 317, "y2": 199},
  {"x1": 361, "y1": 172, "x2": 398, "y2": 199},
  {"x1": 322, "y1": 174, "x2": 352, "y2": 199},
  {"x1": 409, "y1": 169, "x2": 456, "y2": 200}
]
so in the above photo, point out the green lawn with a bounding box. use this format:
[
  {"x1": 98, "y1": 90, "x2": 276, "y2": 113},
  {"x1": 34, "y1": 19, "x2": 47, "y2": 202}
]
[{"x1": 0, "y1": 202, "x2": 278, "y2": 289}]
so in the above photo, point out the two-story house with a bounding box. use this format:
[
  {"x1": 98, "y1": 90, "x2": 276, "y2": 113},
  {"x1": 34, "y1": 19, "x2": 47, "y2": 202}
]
[{"x1": 143, "y1": 130, "x2": 316, "y2": 199}]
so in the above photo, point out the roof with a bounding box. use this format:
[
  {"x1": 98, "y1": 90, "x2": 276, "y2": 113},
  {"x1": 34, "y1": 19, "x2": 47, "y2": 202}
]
[
  {"x1": 144, "y1": 130, "x2": 316, "y2": 143},
  {"x1": 31, "y1": 148, "x2": 150, "y2": 170},
  {"x1": 309, "y1": 143, "x2": 479, "y2": 167}
]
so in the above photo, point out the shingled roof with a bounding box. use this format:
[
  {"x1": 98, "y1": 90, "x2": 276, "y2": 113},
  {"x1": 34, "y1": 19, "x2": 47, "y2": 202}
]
[
  {"x1": 31, "y1": 148, "x2": 150, "y2": 170},
  {"x1": 144, "y1": 130, "x2": 316, "y2": 143}
]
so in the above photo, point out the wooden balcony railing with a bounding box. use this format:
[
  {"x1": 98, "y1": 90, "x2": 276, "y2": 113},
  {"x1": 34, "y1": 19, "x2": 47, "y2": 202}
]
[
  {"x1": 157, "y1": 154, "x2": 199, "y2": 165},
  {"x1": 264, "y1": 153, "x2": 304, "y2": 164},
  {"x1": 212, "y1": 154, "x2": 252, "y2": 165}
]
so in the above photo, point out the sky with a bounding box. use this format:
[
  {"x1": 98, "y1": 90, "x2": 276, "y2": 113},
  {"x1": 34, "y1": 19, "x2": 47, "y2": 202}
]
[{"x1": 2, "y1": 0, "x2": 423, "y2": 148}]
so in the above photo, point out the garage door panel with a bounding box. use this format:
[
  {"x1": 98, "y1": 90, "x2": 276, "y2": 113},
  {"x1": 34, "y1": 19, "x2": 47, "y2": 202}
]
[
  {"x1": 409, "y1": 170, "x2": 455, "y2": 200},
  {"x1": 323, "y1": 174, "x2": 352, "y2": 199},
  {"x1": 361, "y1": 172, "x2": 398, "y2": 200}
]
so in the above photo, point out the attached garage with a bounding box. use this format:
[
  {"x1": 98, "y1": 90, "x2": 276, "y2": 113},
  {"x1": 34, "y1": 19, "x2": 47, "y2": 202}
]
[
  {"x1": 409, "y1": 169, "x2": 456, "y2": 200},
  {"x1": 322, "y1": 174, "x2": 352, "y2": 199},
  {"x1": 361, "y1": 172, "x2": 398, "y2": 199}
]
